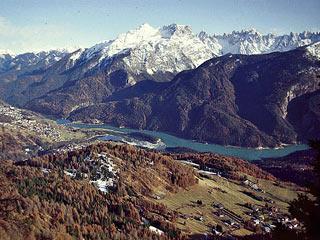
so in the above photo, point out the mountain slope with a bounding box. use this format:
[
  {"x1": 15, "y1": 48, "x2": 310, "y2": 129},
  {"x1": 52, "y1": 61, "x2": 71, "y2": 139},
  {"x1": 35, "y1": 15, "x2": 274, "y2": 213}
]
[
  {"x1": 1, "y1": 24, "x2": 319, "y2": 117},
  {"x1": 0, "y1": 24, "x2": 319, "y2": 147},
  {"x1": 69, "y1": 43, "x2": 320, "y2": 147},
  {"x1": 0, "y1": 49, "x2": 69, "y2": 106}
]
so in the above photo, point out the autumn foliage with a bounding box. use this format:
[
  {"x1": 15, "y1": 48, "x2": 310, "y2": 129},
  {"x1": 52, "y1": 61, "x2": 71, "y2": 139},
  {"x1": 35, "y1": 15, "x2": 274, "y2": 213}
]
[{"x1": 0, "y1": 142, "x2": 198, "y2": 240}]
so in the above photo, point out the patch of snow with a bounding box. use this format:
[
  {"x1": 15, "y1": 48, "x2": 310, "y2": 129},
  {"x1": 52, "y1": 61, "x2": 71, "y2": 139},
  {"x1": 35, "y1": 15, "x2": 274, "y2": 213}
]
[
  {"x1": 149, "y1": 226, "x2": 164, "y2": 235},
  {"x1": 90, "y1": 179, "x2": 111, "y2": 193},
  {"x1": 306, "y1": 42, "x2": 320, "y2": 60},
  {"x1": 66, "y1": 49, "x2": 84, "y2": 69},
  {"x1": 64, "y1": 170, "x2": 75, "y2": 177},
  {"x1": 179, "y1": 160, "x2": 200, "y2": 168},
  {"x1": 80, "y1": 153, "x2": 119, "y2": 193},
  {"x1": 146, "y1": 68, "x2": 154, "y2": 75},
  {"x1": 42, "y1": 168, "x2": 51, "y2": 174},
  {"x1": 69, "y1": 49, "x2": 84, "y2": 62},
  {"x1": 197, "y1": 170, "x2": 217, "y2": 175}
]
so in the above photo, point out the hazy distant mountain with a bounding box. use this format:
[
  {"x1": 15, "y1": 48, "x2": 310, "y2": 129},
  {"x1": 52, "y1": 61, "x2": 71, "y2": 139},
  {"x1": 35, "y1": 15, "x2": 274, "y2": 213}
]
[
  {"x1": 0, "y1": 49, "x2": 69, "y2": 73},
  {"x1": 69, "y1": 43, "x2": 320, "y2": 148},
  {"x1": 0, "y1": 49, "x2": 69, "y2": 104}
]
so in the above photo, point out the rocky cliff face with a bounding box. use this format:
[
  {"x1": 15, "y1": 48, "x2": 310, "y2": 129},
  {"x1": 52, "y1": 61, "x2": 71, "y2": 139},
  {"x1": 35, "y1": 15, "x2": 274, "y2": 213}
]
[{"x1": 69, "y1": 43, "x2": 320, "y2": 147}]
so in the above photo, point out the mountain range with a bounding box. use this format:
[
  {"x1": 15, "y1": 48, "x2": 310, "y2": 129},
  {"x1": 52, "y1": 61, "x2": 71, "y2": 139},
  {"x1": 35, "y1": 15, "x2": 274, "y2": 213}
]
[
  {"x1": 0, "y1": 23, "x2": 320, "y2": 147},
  {"x1": 69, "y1": 43, "x2": 320, "y2": 147}
]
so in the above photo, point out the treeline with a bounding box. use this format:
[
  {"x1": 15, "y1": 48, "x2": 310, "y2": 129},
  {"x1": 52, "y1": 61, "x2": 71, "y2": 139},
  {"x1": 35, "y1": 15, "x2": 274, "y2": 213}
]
[{"x1": 170, "y1": 153, "x2": 276, "y2": 181}]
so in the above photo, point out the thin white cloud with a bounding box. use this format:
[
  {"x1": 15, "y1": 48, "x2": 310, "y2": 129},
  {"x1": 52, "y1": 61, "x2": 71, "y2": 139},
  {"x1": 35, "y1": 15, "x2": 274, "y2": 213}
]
[{"x1": 0, "y1": 16, "x2": 71, "y2": 54}]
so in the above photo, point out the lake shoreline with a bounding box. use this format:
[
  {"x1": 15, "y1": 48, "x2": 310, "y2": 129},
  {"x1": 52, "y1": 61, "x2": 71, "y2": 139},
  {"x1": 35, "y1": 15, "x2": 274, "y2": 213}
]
[
  {"x1": 57, "y1": 120, "x2": 310, "y2": 161},
  {"x1": 60, "y1": 119, "x2": 304, "y2": 150}
]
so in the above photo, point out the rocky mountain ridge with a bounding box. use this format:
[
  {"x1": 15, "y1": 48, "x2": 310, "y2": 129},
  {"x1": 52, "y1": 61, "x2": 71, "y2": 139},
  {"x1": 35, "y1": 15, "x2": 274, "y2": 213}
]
[
  {"x1": 68, "y1": 43, "x2": 320, "y2": 148},
  {"x1": 199, "y1": 28, "x2": 320, "y2": 55},
  {"x1": 1, "y1": 24, "x2": 319, "y2": 106},
  {"x1": 0, "y1": 24, "x2": 320, "y2": 147},
  {"x1": 0, "y1": 49, "x2": 69, "y2": 73},
  {"x1": 2, "y1": 24, "x2": 319, "y2": 77},
  {"x1": 48, "y1": 24, "x2": 320, "y2": 83}
]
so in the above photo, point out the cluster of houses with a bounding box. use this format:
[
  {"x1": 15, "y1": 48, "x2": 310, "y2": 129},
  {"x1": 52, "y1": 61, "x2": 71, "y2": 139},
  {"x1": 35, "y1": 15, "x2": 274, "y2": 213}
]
[
  {"x1": 243, "y1": 200, "x2": 300, "y2": 234},
  {"x1": 54, "y1": 142, "x2": 89, "y2": 154},
  {"x1": 211, "y1": 200, "x2": 300, "y2": 236},
  {"x1": 242, "y1": 179, "x2": 265, "y2": 193},
  {"x1": 212, "y1": 203, "x2": 242, "y2": 234},
  {"x1": 0, "y1": 105, "x2": 61, "y2": 141}
]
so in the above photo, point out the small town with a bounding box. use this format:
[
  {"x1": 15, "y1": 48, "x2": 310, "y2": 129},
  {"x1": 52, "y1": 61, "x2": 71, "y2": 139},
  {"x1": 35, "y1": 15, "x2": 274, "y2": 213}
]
[{"x1": 0, "y1": 104, "x2": 61, "y2": 142}]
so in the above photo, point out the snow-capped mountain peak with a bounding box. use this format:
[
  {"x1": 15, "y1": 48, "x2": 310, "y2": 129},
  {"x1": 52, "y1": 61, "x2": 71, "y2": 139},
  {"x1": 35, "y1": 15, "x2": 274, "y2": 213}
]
[
  {"x1": 160, "y1": 24, "x2": 193, "y2": 39},
  {"x1": 119, "y1": 23, "x2": 159, "y2": 44},
  {"x1": 0, "y1": 49, "x2": 70, "y2": 73},
  {"x1": 0, "y1": 49, "x2": 15, "y2": 56},
  {"x1": 78, "y1": 23, "x2": 215, "y2": 75},
  {"x1": 83, "y1": 23, "x2": 197, "y2": 61},
  {"x1": 135, "y1": 23, "x2": 156, "y2": 34},
  {"x1": 42, "y1": 23, "x2": 320, "y2": 86},
  {"x1": 198, "y1": 28, "x2": 320, "y2": 55}
]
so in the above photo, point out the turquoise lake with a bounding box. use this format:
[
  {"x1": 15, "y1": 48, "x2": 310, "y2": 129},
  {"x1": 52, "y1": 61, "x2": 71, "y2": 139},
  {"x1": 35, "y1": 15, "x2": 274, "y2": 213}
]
[{"x1": 57, "y1": 120, "x2": 310, "y2": 161}]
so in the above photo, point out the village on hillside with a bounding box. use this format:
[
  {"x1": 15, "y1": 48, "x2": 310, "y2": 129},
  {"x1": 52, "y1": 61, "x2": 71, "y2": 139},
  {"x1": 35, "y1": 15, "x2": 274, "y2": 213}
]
[{"x1": 0, "y1": 104, "x2": 61, "y2": 142}]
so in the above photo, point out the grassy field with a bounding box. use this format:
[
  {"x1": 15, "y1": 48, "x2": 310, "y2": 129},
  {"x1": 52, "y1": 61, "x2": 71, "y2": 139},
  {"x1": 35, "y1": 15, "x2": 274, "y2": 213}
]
[
  {"x1": 155, "y1": 173, "x2": 300, "y2": 236},
  {"x1": 46, "y1": 119, "x2": 120, "y2": 142}
]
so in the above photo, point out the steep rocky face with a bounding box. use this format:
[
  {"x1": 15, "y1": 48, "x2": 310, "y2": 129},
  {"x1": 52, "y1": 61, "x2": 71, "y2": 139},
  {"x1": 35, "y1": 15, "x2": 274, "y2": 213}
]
[
  {"x1": 286, "y1": 90, "x2": 320, "y2": 141},
  {"x1": 69, "y1": 43, "x2": 320, "y2": 148}
]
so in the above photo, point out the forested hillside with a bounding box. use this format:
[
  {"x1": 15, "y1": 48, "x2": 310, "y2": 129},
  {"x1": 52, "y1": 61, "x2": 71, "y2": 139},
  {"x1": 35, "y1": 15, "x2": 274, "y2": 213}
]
[{"x1": 0, "y1": 142, "x2": 198, "y2": 240}]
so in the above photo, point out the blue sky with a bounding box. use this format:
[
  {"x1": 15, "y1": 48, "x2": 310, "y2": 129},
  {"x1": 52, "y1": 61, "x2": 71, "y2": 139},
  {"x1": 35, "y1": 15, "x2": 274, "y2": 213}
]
[{"x1": 0, "y1": 0, "x2": 319, "y2": 54}]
